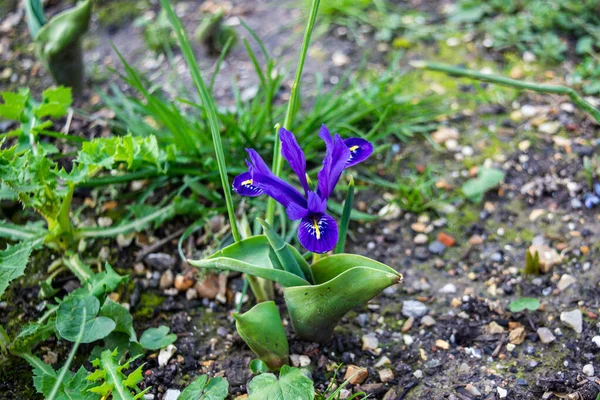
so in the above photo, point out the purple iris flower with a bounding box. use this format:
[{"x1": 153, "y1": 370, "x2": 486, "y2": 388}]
[{"x1": 232, "y1": 125, "x2": 373, "y2": 253}]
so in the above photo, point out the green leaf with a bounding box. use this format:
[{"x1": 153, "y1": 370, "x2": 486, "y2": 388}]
[
  {"x1": 179, "y1": 374, "x2": 229, "y2": 400},
  {"x1": 233, "y1": 301, "x2": 289, "y2": 370},
  {"x1": 10, "y1": 320, "x2": 55, "y2": 355},
  {"x1": 140, "y1": 325, "x2": 176, "y2": 350},
  {"x1": 462, "y1": 167, "x2": 505, "y2": 203},
  {"x1": 249, "y1": 359, "x2": 268, "y2": 375},
  {"x1": 284, "y1": 255, "x2": 402, "y2": 343},
  {"x1": 0, "y1": 241, "x2": 35, "y2": 299},
  {"x1": 248, "y1": 365, "x2": 314, "y2": 400},
  {"x1": 258, "y1": 219, "x2": 309, "y2": 282},
  {"x1": 0, "y1": 90, "x2": 29, "y2": 120},
  {"x1": 508, "y1": 297, "x2": 540, "y2": 313},
  {"x1": 87, "y1": 349, "x2": 150, "y2": 400},
  {"x1": 190, "y1": 236, "x2": 310, "y2": 288},
  {"x1": 56, "y1": 295, "x2": 116, "y2": 343},
  {"x1": 76, "y1": 263, "x2": 127, "y2": 298},
  {"x1": 99, "y1": 299, "x2": 137, "y2": 341},
  {"x1": 35, "y1": 86, "x2": 72, "y2": 118},
  {"x1": 24, "y1": 0, "x2": 47, "y2": 39}
]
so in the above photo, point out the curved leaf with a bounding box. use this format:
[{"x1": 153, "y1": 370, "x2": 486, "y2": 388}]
[
  {"x1": 233, "y1": 301, "x2": 289, "y2": 370},
  {"x1": 189, "y1": 257, "x2": 310, "y2": 288},
  {"x1": 310, "y1": 253, "x2": 399, "y2": 284},
  {"x1": 284, "y1": 266, "x2": 402, "y2": 343},
  {"x1": 140, "y1": 325, "x2": 176, "y2": 350},
  {"x1": 56, "y1": 295, "x2": 116, "y2": 343},
  {"x1": 179, "y1": 374, "x2": 228, "y2": 400}
]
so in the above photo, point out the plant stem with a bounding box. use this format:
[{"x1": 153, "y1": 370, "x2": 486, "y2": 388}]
[
  {"x1": 160, "y1": 0, "x2": 241, "y2": 243},
  {"x1": 266, "y1": 0, "x2": 321, "y2": 224},
  {"x1": 334, "y1": 176, "x2": 354, "y2": 254},
  {"x1": 410, "y1": 60, "x2": 600, "y2": 123}
]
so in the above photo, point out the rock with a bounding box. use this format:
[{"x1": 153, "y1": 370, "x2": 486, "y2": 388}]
[
  {"x1": 445, "y1": 139, "x2": 459, "y2": 151},
  {"x1": 195, "y1": 274, "x2": 221, "y2": 299},
  {"x1": 487, "y1": 321, "x2": 505, "y2": 334},
  {"x1": 468, "y1": 235, "x2": 484, "y2": 245},
  {"x1": 339, "y1": 389, "x2": 351, "y2": 400},
  {"x1": 298, "y1": 355, "x2": 311, "y2": 367},
  {"x1": 374, "y1": 356, "x2": 391, "y2": 368},
  {"x1": 439, "y1": 283, "x2": 457, "y2": 294},
  {"x1": 557, "y1": 274, "x2": 576, "y2": 291},
  {"x1": 158, "y1": 344, "x2": 177, "y2": 367},
  {"x1": 402, "y1": 317, "x2": 414, "y2": 332},
  {"x1": 413, "y1": 233, "x2": 428, "y2": 245},
  {"x1": 509, "y1": 327, "x2": 526, "y2": 345},
  {"x1": 497, "y1": 387, "x2": 508, "y2": 398},
  {"x1": 428, "y1": 241, "x2": 446, "y2": 255},
  {"x1": 420, "y1": 315, "x2": 436, "y2": 327},
  {"x1": 164, "y1": 389, "x2": 181, "y2": 400},
  {"x1": 185, "y1": 288, "x2": 198, "y2": 301},
  {"x1": 528, "y1": 244, "x2": 561, "y2": 273},
  {"x1": 344, "y1": 365, "x2": 368, "y2": 385},
  {"x1": 465, "y1": 384, "x2": 482, "y2": 396},
  {"x1": 431, "y1": 127, "x2": 459, "y2": 144},
  {"x1": 402, "y1": 300, "x2": 429, "y2": 318},
  {"x1": 362, "y1": 334, "x2": 379, "y2": 351},
  {"x1": 437, "y1": 232, "x2": 455, "y2": 247},
  {"x1": 413, "y1": 246, "x2": 429, "y2": 261},
  {"x1": 561, "y1": 309, "x2": 583, "y2": 333},
  {"x1": 538, "y1": 121, "x2": 561, "y2": 134},
  {"x1": 378, "y1": 369, "x2": 394, "y2": 383},
  {"x1": 332, "y1": 51, "x2": 350, "y2": 67},
  {"x1": 145, "y1": 253, "x2": 176, "y2": 270},
  {"x1": 506, "y1": 343, "x2": 516, "y2": 352},
  {"x1": 583, "y1": 364, "x2": 595, "y2": 377},
  {"x1": 537, "y1": 328, "x2": 556, "y2": 344},
  {"x1": 529, "y1": 209, "x2": 545, "y2": 221},
  {"x1": 435, "y1": 339, "x2": 450, "y2": 350},
  {"x1": 411, "y1": 222, "x2": 426, "y2": 232},
  {"x1": 174, "y1": 274, "x2": 194, "y2": 291},
  {"x1": 413, "y1": 369, "x2": 423, "y2": 379},
  {"x1": 592, "y1": 336, "x2": 600, "y2": 348},
  {"x1": 159, "y1": 270, "x2": 174, "y2": 290}
]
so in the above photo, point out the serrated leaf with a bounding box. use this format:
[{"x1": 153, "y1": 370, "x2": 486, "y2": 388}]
[
  {"x1": 35, "y1": 86, "x2": 72, "y2": 118},
  {"x1": 56, "y1": 295, "x2": 116, "y2": 343},
  {"x1": 87, "y1": 349, "x2": 150, "y2": 400},
  {"x1": 179, "y1": 374, "x2": 228, "y2": 400},
  {"x1": 248, "y1": 365, "x2": 314, "y2": 400},
  {"x1": 140, "y1": 325, "x2": 176, "y2": 350},
  {"x1": 0, "y1": 90, "x2": 28, "y2": 120},
  {"x1": 76, "y1": 263, "x2": 127, "y2": 298},
  {"x1": 0, "y1": 241, "x2": 35, "y2": 298}
]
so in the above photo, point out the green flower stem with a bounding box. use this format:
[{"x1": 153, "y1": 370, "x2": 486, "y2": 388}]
[
  {"x1": 160, "y1": 0, "x2": 270, "y2": 303},
  {"x1": 410, "y1": 60, "x2": 600, "y2": 123},
  {"x1": 266, "y1": 0, "x2": 321, "y2": 224},
  {"x1": 334, "y1": 176, "x2": 354, "y2": 254}
]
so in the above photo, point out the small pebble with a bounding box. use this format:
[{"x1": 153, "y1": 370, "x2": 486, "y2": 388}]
[
  {"x1": 561, "y1": 309, "x2": 583, "y2": 334},
  {"x1": 583, "y1": 364, "x2": 594, "y2": 377}
]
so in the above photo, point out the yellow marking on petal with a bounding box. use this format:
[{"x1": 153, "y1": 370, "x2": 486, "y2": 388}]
[
  {"x1": 313, "y1": 218, "x2": 321, "y2": 240},
  {"x1": 349, "y1": 145, "x2": 359, "y2": 152},
  {"x1": 241, "y1": 179, "x2": 253, "y2": 186}
]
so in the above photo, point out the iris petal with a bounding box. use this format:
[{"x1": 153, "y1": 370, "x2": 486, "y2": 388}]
[
  {"x1": 279, "y1": 128, "x2": 310, "y2": 194},
  {"x1": 317, "y1": 133, "x2": 350, "y2": 199},
  {"x1": 246, "y1": 148, "x2": 271, "y2": 174},
  {"x1": 232, "y1": 171, "x2": 264, "y2": 197},
  {"x1": 297, "y1": 212, "x2": 338, "y2": 254},
  {"x1": 344, "y1": 137, "x2": 373, "y2": 167},
  {"x1": 252, "y1": 171, "x2": 307, "y2": 210}
]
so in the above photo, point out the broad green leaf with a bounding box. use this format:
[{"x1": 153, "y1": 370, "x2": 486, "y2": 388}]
[
  {"x1": 35, "y1": 0, "x2": 91, "y2": 60},
  {"x1": 76, "y1": 263, "x2": 127, "y2": 298},
  {"x1": 140, "y1": 325, "x2": 176, "y2": 350},
  {"x1": 89, "y1": 332, "x2": 145, "y2": 362},
  {"x1": 0, "y1": 241, "x2": 35, "y2": 298},
  {"x1": 508, "y1": 297, "x2": 540, "y2": 313},
  {"x1": 99, "y1": 299, "x2": 137, "y2": 341},
  {"x1": 87, "y1": 349, "x2": 150, "y2": 400},
  {"x1": 248, "y1": 365, "x2": 314, "y2": 400},
  {"x1": 233, "y1": 301, "x2": 289, "y2": 370},
  {"x1": 0, "y1": 90, "x2": 29, "y2": 120},
  {"x1": 179, "y1": 374, "x2": 229, "y2": 400},
  {"x1": 35, "y1": 86, "x2": 72, "y2": 118},
  {"x1": 56, "y1": 295, "x2": 116, "y2": 343},
  {"x1": 462, "y1": 167, "x2": 505, "y2": 203},
  {"x1": 310, "y1": 254, "x2": 398, "y2": 285},
  {"x1": 258, "y1": 219, "x2": 309, "y2": 282},
  {"x1": 249, "y1": 359, "x2": 268, "y2": 375},
  {"x1": 284, "y1": 265, "x2": 402, "y2": 343},
  {"x1": 24, "y1": 0, "x2": 47, "y2": 39}
]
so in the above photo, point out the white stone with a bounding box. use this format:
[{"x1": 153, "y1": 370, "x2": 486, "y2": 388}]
[
  {"x1": 402, "y1": 300, "x2": 429, "y2": 318},
  {"x1": 560, "y1": 309, "x2": 583, "y2": 334},
  {"x1": 537, "y1": 327, "x2": 556, "y2": 344},
  {"x1": 583, "y1": 364, "x2": 594, "y2": 377},
  {"x1": 557, "y1": 274, "x2": 576, "y2": 291},
  {"x1": 413, "y1": 233, "x2": 428, "y2": 245},
  {"x1": 497, "y1": 387, "x2": 508, "y2": 398},
  {"x1": 592, "y1": 336, "x2": 600, "y2": 348},
  {"x1": 298, "y1": 355, "x2": 311, "y2": 367},
  {"x1": 439, "y1": 283, "x2": 457, "y2": 294},
  {"x1": 362, "y1": 333, "x2": 379, "y2": 351},
  {"x1": 158, "y1": 344, "x2": 177, "y2": 367},
  {"x1": 413, "y1": 369, "x2": 423, "y2": 379},
  {"x1": 164, "y1": 389, "x2": 181, "y2": 400}
]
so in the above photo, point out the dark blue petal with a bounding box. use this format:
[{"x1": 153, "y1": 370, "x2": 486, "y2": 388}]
[
  {"x1": 344, "y1": 137, "x2": 373, "y2": 167},
  {"x1": 594, "y1": 182, "x2": 600, "y2": 197},
  {"x1": 584, "y1": 193, "x2": 600, "y2": 209},
  {"x1": 286, "y1": 202, "x2": 309, "y2": 220},
  {"x1": 280, "y1": 128, "x2": 310, "y2": 194},
  {"x1": 252, "y1": 171, "x2": 307, "y2": 210},
  {"x1": 317, "y1": 133, "x2": 350, "y2": 199},
  {"x1": 307, "y1": 191, "x2": 326, "y2": 214},
  {"x1": 297, "y1": 212, "x2": 338, "y2": 254},
  {"x1": 232, "y1": 171, "x2": 264, "y2": 197},
  {"x1": 246, "y1": 148, "x2": 271, "y2": 174}
]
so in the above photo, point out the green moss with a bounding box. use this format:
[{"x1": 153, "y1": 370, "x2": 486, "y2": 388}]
[{"x1": 133, "y1": 292, "x2": 165, "y2": 320}]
